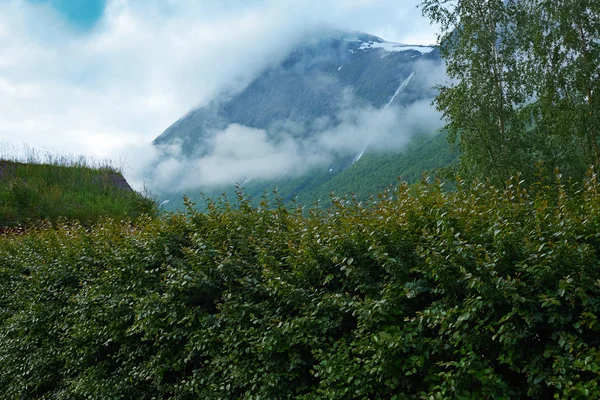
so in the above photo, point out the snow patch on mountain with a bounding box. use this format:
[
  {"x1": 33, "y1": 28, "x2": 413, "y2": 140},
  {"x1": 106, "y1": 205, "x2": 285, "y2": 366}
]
[
  {"x1": 358, "y1": 41, "x2": 434, "y2": 54},
  {"x1": 353, "y1": 148, "x2": 366, "y2": 163},
  {"x1": 385, "y1": 72, "x2": 415, "y2": 109},
  {"x1": 352, "y1": 72, "x2": 416, "y2": 166}
]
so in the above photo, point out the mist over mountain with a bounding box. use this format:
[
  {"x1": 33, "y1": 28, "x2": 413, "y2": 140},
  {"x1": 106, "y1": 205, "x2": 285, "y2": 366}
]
[{"x1": 146, "y1": 28, "x2": 451, "y2": 204}]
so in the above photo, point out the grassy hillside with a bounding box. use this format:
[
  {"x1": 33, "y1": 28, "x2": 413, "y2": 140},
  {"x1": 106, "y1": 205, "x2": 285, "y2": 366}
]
[
  {"x1": 0, "y1": 159, "x2": 155, "y2": 227},
  {"x1": 1, "y1": 175, "x2": 600, "y2": 398}
]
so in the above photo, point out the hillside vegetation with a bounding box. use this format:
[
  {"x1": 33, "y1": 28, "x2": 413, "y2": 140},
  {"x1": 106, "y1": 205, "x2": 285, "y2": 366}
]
[
  {"x1": 164, "y1": 131, "x2": 456, "y2": 211},
  {"x1": 0, "y1": 159, "x2": 155, "y2": 227},
  {"x1": 1, "y1": 175, "x2": 600, "y2": 398},
  {"x1": 285, "y1": 132, "x2": 457, "y2": 204}
]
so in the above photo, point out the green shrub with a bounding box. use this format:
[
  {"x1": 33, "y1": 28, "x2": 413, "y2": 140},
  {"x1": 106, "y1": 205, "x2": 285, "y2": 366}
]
[{"x1": 1, "y1": 175, "x2": 600, "y2": 399}]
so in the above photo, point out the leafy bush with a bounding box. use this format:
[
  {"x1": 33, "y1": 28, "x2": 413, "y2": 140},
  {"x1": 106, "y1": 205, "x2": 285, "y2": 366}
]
[{"x1": 1, "y1": 174, "x2": 600, "y2": 399}]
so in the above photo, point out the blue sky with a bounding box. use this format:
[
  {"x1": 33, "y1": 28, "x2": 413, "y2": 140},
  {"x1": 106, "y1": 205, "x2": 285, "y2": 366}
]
[
  {"x1": 0, "y1": 0, "x2": 440, "y2": 188},
  {"x1": 27, "y1": 0, "x2": 106, "y2": 30}
]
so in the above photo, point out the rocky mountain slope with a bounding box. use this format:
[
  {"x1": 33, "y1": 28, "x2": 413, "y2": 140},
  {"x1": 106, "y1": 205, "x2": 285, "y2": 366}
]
[{"x1": 151, "y1": 29, "x2": 452, "y2": 207}]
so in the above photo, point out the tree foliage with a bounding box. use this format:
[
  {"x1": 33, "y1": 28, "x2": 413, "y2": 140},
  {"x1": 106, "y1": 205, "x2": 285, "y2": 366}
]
[
  {"x1": 420, "y1": 0, "x2": 600, "y2": 184},
  {"x1": 2, "y1": 175, "x2": 600, "y2": 398}
]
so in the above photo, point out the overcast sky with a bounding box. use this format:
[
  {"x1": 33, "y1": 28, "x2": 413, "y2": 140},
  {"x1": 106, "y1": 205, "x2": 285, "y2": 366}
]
[{"x1": 0, "y1": 0, "x2": 439, "y2": 176}]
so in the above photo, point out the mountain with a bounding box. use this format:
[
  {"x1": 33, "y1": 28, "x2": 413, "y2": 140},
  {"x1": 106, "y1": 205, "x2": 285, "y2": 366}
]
[{"x1": 151, "y1": 29, "x2": 454, "y2": 208}]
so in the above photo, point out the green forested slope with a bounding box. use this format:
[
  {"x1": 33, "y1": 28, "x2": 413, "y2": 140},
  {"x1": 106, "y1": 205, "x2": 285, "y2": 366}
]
[
  {"x1": 164, "y1": 132, "x2": 456, "y2": 210},
  {"x1": 287, "y1": 132, "x2": 456, "y2": 204}
]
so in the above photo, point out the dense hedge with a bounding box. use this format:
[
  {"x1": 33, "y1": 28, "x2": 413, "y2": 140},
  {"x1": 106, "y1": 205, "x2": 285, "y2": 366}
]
[{"x1": 1, "y1": 174, "x2": 600, "y2": 399}]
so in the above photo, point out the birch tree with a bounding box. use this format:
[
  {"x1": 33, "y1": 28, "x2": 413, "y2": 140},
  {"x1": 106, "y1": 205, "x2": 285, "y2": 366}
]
[{"x1": 421, "y1": 0, "x2": 600, "y2": 183}]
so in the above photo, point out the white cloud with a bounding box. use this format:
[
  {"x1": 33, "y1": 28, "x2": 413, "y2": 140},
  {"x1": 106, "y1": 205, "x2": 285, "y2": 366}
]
[
  {"x1": 138, "y1": 124, "x2": 329, "y2": 191},
  {"x1": 0, "y1": 0, "x2": 439, "y2": 190},
  {"x1": 0, "y1": 78, "x2": 41, "y2": 98},
  {"x1": 135, "y1": 78, "x2": 445, "y2": 193}
]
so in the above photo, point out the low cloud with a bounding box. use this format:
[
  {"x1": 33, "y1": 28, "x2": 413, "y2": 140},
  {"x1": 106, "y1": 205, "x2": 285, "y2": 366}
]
[
  {"x1": 126, "y1": 125, "x2": 326, "y2": 192},
  {"x1": 151, "y1": 124, "x2": 328, "y2": 190},
  {"x1": 129, "y1": 86, "x2": 445, "y2": 193}
]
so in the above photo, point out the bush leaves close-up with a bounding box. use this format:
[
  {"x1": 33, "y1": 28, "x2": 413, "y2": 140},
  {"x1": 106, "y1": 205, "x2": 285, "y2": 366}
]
[{"x1": 2, "y1": 174, "x2": 600, "y2": 399}]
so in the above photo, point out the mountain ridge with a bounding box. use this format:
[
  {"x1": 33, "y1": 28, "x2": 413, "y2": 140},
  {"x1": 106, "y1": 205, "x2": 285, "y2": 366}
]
[
  {"x1": 153, "y1": 29, "x2": 440, "y2": 152},
  {"x1": 149, "y1": 28, "x2": 450, "y2": 208}
]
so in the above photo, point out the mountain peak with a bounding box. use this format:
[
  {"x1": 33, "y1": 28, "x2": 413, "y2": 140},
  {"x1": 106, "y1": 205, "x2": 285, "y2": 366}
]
[
  {"x1": 299, "y1": 28, "x2": 435, "y2": 55},
  {"x1": 152, "y1": 28, "x2": 442, "y2": 192}
]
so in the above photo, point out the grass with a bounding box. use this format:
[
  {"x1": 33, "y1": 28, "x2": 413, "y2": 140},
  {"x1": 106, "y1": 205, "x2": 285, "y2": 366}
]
[{"x1": 0, "y1": 145, "x2": 155, "y2": 226}]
